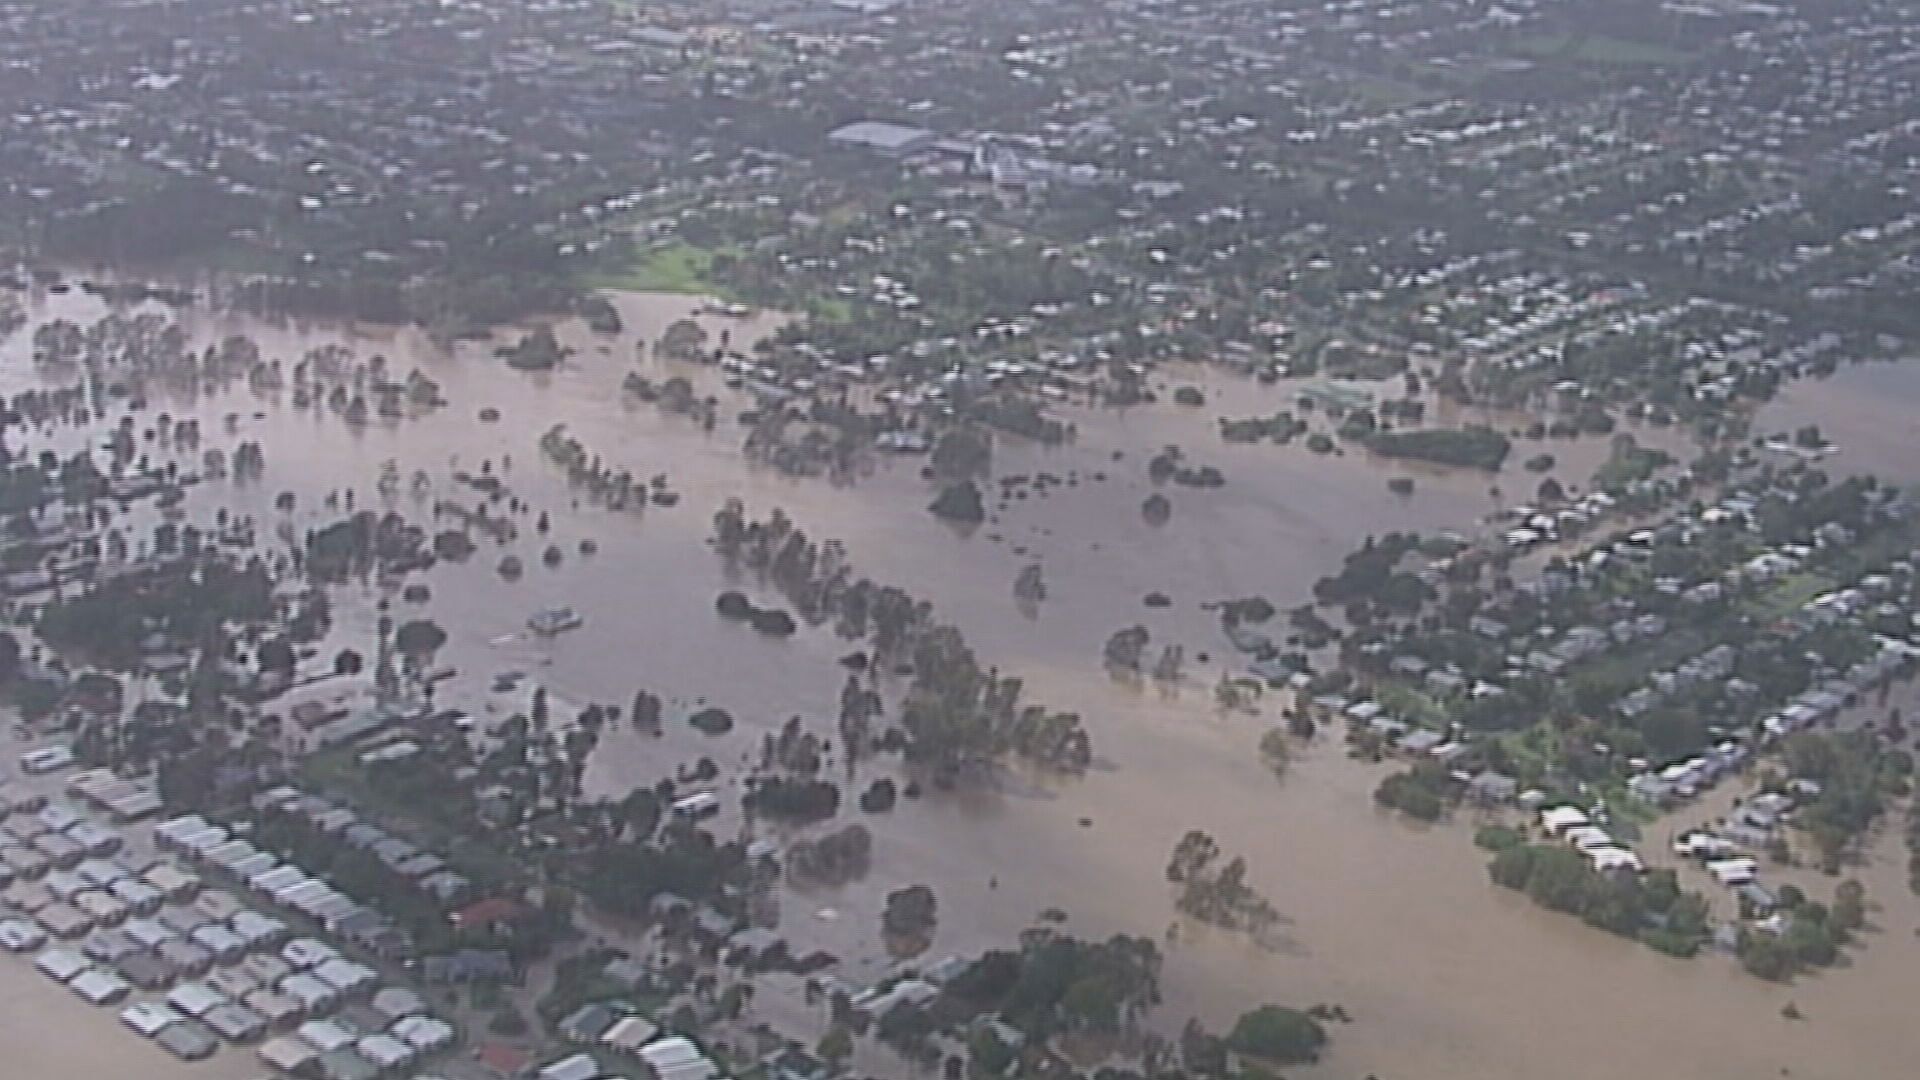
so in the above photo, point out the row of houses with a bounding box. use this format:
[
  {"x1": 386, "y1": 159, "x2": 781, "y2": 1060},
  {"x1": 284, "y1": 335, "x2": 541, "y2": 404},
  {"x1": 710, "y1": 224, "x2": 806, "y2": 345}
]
[
  {"x1": 535, "y1": 1034, "x2": 723, "y2": 1080},
  {"x1": 1539, "y1": 805, "x2": 1644, "y2": 874},
  {"x1": 0, "y1": 785, "x2": 443, "y2": 1074},
  {"x1": 253, "y1": 783, "x2": 475, "y2": 909}
]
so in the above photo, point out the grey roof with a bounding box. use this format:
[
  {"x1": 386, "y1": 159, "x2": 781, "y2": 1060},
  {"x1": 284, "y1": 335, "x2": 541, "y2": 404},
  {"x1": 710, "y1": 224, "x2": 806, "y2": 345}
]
[{"x1": 828, "y1": 120, "x2": 933, "y2": 151}]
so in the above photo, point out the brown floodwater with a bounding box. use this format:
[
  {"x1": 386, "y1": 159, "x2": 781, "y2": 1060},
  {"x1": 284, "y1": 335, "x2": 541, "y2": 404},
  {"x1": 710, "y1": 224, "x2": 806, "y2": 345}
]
[
  {"x1": 0, "y1": 953, "x2": 261, "y2": 1080},
  {"x1": 0, "y1": 284, "x2": 1914, "y2": 1079},
  {"x1": 1756, "y1": 357, "x2": 1920, "y2": 480}
]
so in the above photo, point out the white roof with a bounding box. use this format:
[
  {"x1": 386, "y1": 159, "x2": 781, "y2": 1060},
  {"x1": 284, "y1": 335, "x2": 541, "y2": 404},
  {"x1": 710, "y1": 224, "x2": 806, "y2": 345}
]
[
  {"x1": 244, "y1": 987, "x2": 303, "y2": 1021},
  {"x1": 258, "y1": 1035, "x2": 319, "y2": 1071},
  {"x1": 391, "y1": 1015, "x2": 455, "y2": 1052},
  {"x1": 297, "y1": 1018, "x2": 356, "y2": 1053},
  {"x1": 357, "y1": 1033, "x2": 415, "y2": 1068},
  {"x1": 70, "y1": 967, "x2": 130, "y2": 1003},
  {"x1": 1564, "y1": 825, "x2": 1615, "y2": 852},
  {"x1": 282, "y1": 937, "x2": 337, "y2": 969},
  {"x1": 35, "y1": 947, "x2": 89, "y2": 982},
  {"x1": 153, "y1": 816, "x2": 209, "y2": 843},
  {"x1": 231, "y1": 910, "x2": 286, "y2": 942},
  {"x1": 121, "y1": 1001, "x2": 183, "y2": 1036},
  {"x1": 191, "y1": 924, "x2": 246, "y2": 953},
  {"x1": 313, "y1": 957, "x2": 375, "y2": 992},
  {"x1": 539, "y1": 1051, "x2": 602, "y2": 1080},
  {"x1": 249, "y1": 865, "x2": 304, "y2": 892},
  {"x1": 601, "y1": 1014, "x2": 660, "y2": 1050},
  {"x1": 1587, "y1": 847, "x2": 1643, "y2": 873},
  {"x1": 278, "y1": 972, "x2": 339, "y2": 1007},
  {"x1": 166, "y1": 981, "x2": 229, "y2": 1017},
  {"x1": 1539, "y1": 805, "x2": 1589, "y2": 831},
  {"x1": 640, "y1": 1036, "x2": 708, "y2": 1069}
]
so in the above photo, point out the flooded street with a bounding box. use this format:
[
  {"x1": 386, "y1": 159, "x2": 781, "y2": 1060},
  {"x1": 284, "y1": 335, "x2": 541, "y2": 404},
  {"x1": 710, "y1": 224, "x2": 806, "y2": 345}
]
[{"x1": 0, "y1": 284, "x2": 1915, "y2": 1080}]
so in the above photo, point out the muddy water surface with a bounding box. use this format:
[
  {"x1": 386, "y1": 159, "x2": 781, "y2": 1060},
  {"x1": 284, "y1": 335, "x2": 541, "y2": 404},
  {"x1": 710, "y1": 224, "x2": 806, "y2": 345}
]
[{"x1": 0, "y1": 285, "x2": 1913, "y2": 1080}]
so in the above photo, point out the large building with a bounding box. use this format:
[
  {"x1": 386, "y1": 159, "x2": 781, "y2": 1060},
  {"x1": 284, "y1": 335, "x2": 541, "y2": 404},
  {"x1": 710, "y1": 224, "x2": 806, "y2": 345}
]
[{"x1": 827, "y1": 120, "x2": 934, "y2": 157}]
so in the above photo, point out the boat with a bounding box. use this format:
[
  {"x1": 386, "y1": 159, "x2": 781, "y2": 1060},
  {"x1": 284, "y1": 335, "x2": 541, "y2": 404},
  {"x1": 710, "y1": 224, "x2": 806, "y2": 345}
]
[{"x1": 527, "y1": 607, "x2": 584, "y2": 636}]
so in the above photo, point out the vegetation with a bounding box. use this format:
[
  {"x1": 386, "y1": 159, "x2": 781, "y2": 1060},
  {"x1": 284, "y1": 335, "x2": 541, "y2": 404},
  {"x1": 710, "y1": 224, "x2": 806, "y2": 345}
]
[
  {"x1": 881, "y1": 884, "x2": 938, "y2": 946},
  {"x1": 1489, "y1": 846, "x2": 1709, "y2": 957},
  {"x1": 497, "y1": 325, "x2": 570, "y2": 371},
  {"x1": 1778, "y1": 731, "x2": 1910, "y2": 872},
  {"x1": 1165, "y1": 830, "x2": 1281, "y2": 939},
  {"x1": 945, "y1": 931, "x2": 1163, "y2": 1040},
  {"x1": 595, "y1": 242, "x2": 721, "y2": 295},
  {"x1": 928, "y1": 480, "x2": 987, "y2": 524},
  {"x1": 1227, "y1": 1005, "x2": 1327, "y2": 1065},
  {"x1": 1737, "y1": 882, "x2": 1865, "y2": 981},
  {"x1": 1365, "y1": 426, "x2": 1511, "y2": 470},
  {"x1": 1373, "y1": 764, "x2": 1448, "y2": 821},
  {"x1": 744, "y1": 777, "x2": 840, "y2": 823},
  {"x1": 712, "y1": 503, "x2": 1090, "y2": 776},
  {"x1": 1219, "y1": 411, "x2": 1308, "y2": 445}
]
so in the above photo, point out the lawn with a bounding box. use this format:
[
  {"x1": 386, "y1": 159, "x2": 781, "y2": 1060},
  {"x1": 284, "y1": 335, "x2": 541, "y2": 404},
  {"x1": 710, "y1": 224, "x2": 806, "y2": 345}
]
[
  {"x1": 1747, "y1": 570, "x2": 1836, "y2": 621},
  {"x1": 1515, "y1": 33, "x2": 1691, "y2": 67},
  {"x1": 1576, "y1": 627, "x2": 1712, "y2": 692},
  {"x1": 585, "y1": 241, "x2": 726, "y2": 296}
]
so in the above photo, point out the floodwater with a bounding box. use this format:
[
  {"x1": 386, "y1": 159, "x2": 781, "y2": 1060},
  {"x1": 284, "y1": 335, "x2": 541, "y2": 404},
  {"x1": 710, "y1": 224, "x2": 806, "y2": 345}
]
[
  {"x1": 0, "y1": 283, "x2": 1914, "y2": 1079},
  {"x1": 1756, "y1": 356, "x2": 1920, "y2": 480},
  {"x1": 0, "y1": 952, "x2": 259, "y2": 1080}
]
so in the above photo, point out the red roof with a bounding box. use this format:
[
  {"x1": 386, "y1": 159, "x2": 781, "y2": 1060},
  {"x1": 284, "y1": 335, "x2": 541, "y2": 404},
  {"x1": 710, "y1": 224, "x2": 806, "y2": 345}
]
[
  {"x1": 451, "y1": 897, "x2": 527, "y2": 930},
  {"x1": 474, "y1": 1040, "x2": 529, "y2": 1076}
]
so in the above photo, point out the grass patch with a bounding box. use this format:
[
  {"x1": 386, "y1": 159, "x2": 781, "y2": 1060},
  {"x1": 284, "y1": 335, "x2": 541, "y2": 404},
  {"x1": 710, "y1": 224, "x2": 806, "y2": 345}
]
[
  {"x1": 1377, "y1": 683, "x2": 1450, "y2": 728},
  {"x1": 1576, "y1": 627, "x2": 1711, "y2": 691},
  {"x1": 805, "y1": 295, "x2": 853, "y2": 323},
  {"x1": 585, "y1": 241, "x2": 726, "y2": 296},
  {"x1": 1747, "y1": 571, "x2": 1836, "y2": 622},
  {"x1": 1515, "y1": 33, "x2": 1691, "y2": 67}
]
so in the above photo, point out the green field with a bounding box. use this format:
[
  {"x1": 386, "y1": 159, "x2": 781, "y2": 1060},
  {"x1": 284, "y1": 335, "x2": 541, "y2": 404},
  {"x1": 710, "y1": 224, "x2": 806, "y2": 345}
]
[
  {"x1": 1748, "y1": 570, "x2": 1836, "y2": 621},
  {"x1": 1515, "y1": 33, "x2": 1691, "y2": 67},
  {"x1": 586, "y1": 241, "x2": 724, "y2": 295}
]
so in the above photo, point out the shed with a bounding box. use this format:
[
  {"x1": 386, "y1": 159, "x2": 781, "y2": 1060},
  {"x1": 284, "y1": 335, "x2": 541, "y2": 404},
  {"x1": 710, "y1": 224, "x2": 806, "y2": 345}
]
[
  {"x1": 143, "y1": 863, "x2": 199, "y2": 900},
  {"x1": 36, "y1": 901, "x2": 93, "y2": 938},
  {"x1": 70, "y1": 967, "x2": 132, "y2": 1004},
  {"x1": 601, "y1": 1014, "x2": 659, "y2": 1052},
  {"x1": 369, "y1": 986, "x2": 425, "y2": 1023},
  {"x1": 156, "y1": 1018, "x2": 219, "y2": 1060},
  {"x1": 35, "y1": 946, "x2": 88, "y2": 981},
  {"x1": 204, "y1": 1001, "x2": 268, "y2": 1042},
  {"x1": 259, "y1": 1034, "x2": 321, "y2": 1075},
  {"x1": 156, "y1": 937, "x2": 215, "y2": 976},
  {"x1": 298, "y1": 1018, "x2": 357, "y2": 1053},
  {"x1": 539, "y1": 1051, "x2": 603, "y2": 1080},
  {"x1": 279, "y1": 972, "x2": 342, "y2": 1013},
  {"x1": 1539, "y1": 806, "x2": 1590, "y2": 836},
  {"x1": 244, "y1": 986, "x2": 306, "y2": 1026},
  {"x1": 117, "y1": 950, "x2": 177, "y2": 990},
  {"x1": 121, "y1": 1000, "x2": 183, "y2": 1037},
  {"x1": 108, "y1": 877, "x2": 163, "y2": 914},
  {"x1": 318, "y1": 1048, "x2": 379, "y2": 1080},
  {"x1": 357, "y1": 1033, "x2": 415, "y2": 1070},
  {"x1": 167, "y1": 980, "x2": 230, "y2": 1018},
  {"x1": 392, "y1": 1014, "x2": 455, "y2": 1053},
  {"x1": 313, "y1": 957, "x2": 377, "y2": 996}
]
